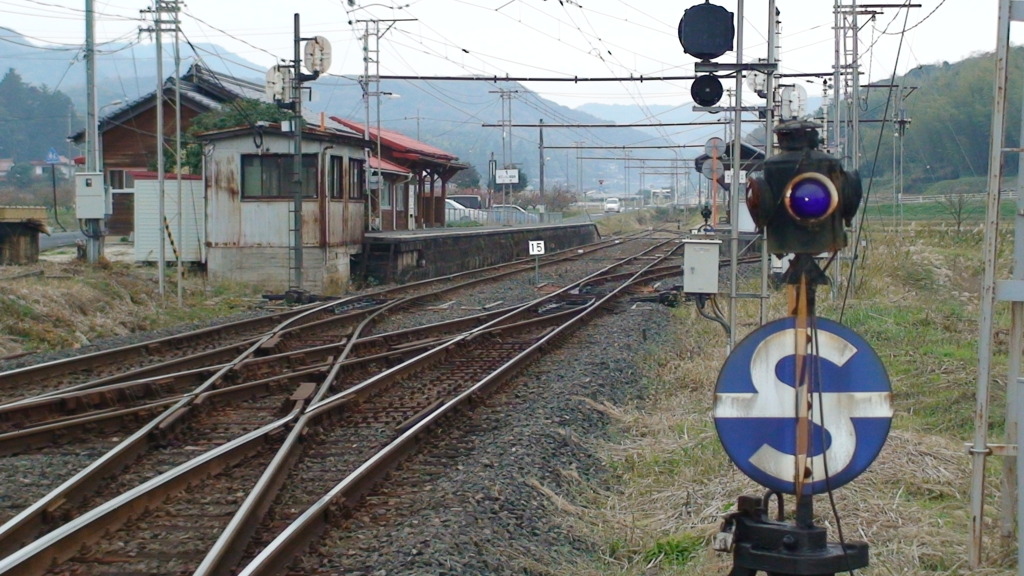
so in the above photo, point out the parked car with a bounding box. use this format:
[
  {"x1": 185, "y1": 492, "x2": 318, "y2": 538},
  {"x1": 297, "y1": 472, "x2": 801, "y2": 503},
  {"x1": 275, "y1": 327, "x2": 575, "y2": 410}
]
[
  {"x1": 603, "y1": 197, "x2": 622, "y2": 213},
  {"x1": 445, "y1": 198, "x2": 488, "y2": 224},
  {"x1": 489, "y1": 204, "x2": 540, "y2": 224},
  {"x1": 447, "y1": 194, "x2": 483, "y2": 210}
]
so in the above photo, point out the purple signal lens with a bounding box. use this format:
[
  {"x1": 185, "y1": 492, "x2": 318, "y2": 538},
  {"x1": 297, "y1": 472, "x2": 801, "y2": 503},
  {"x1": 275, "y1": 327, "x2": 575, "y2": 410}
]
[{"x1": 789, "y1": 177, "x2": 834, "y2": 220}]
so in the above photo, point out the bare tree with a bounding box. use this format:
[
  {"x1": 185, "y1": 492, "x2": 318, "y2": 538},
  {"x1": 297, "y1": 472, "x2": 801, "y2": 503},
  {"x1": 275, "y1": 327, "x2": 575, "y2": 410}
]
[{"x1": 937, "y1": 191, "x2": 978, "y2": 232}]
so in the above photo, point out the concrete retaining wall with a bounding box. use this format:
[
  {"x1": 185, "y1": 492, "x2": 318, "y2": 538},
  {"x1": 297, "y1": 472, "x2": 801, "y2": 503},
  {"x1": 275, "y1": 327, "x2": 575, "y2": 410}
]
[{"x1": 360, "y1": 223, "x2": 601, "y2": 284}]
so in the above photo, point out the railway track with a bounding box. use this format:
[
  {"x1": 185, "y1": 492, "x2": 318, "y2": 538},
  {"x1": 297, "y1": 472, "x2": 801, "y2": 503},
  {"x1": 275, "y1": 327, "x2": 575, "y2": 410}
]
[
  {"x1": 0, "y1": 232, "x2": 692, "y2": 575},
  {"x1": 0, "y1": 234, "x2": 639, "y2": 403}
]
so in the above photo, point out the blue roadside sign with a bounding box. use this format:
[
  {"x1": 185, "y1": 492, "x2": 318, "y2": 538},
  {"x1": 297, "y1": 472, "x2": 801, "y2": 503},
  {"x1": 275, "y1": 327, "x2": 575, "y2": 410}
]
[
  {"x1": 714, "y1": 316, "x2": 892, "y2": 495},
  {"x1": 45, "y1": 147, "x2": 60, "y2": 164}
]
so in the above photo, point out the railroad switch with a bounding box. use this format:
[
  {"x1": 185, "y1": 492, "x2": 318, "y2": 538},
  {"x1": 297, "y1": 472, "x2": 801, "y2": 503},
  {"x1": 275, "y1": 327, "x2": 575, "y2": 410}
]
[{"x1": 628, "y1": 287, "x2": 681, "y2": 307}]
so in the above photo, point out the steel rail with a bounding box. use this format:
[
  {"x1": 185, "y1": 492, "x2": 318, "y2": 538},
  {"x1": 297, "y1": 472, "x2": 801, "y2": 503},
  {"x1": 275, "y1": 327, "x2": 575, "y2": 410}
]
[
  {"x1": 235, "y1": 240, "x2": 683, "y2": 576},
  {"x1": 0, "y1": 293, "x2": 352, "y2": 557},
  {"x1": 0, "y1": 301, "x2": 604, "y2": 573},
  {"x1": 0, "y1": 302, "x2": 534, "y2": 446},
  {"x1": 0, "y1": 234, "x2": 667, "y2": 574},
  {"x1": 192, "y1": 239, "x2": 676, "y2": 575},
  {"x1": 0, "y1": 233, "x2": 636, "y2": 407},
  {"x1": 0, "y1": 305, "x2": 316, "y2": 388},
  {"x1": 0, "y1": 399, "x2": 311, "y2": 575}
]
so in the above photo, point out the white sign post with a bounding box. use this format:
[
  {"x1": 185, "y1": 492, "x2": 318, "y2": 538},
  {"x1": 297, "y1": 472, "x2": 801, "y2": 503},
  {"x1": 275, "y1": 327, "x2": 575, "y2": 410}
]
[
  {"x1": 529, "y1": 240, "x2": 545, "y2": 284},
  {"x1": 496, "y1": 169, "x2": 519, "y2": 184}
]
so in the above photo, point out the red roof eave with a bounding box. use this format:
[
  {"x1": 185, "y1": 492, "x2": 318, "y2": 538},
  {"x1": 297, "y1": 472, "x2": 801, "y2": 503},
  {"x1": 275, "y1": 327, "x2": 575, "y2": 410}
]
[
  {"x1": 329, "y1": 116, "x2": 458, "y2": 162},
  {"x1": 369, "y1": 156, "x2": 411, "y2": 175}
]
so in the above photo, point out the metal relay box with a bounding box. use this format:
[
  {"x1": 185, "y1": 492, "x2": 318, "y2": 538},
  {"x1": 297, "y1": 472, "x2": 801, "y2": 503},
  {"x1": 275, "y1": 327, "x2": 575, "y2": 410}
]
[
  {"x1": 75, "y1": 172, "x2": 106, "y2": 219},
  {"x1": 683, "y1": 239, "x2": 722, "y2": 294}
]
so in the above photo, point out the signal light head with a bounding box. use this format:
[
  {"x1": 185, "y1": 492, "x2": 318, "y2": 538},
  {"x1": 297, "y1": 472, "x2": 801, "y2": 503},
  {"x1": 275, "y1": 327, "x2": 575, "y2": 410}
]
[{"x1": 784, "y1": 172, "x2": 838, "y2": 223}]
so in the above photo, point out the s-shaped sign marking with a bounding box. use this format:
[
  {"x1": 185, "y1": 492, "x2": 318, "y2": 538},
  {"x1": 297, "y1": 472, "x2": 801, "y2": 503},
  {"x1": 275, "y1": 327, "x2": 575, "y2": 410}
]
[{"x1": 714, "y1": 316, "x2": 892, "y2": 495}]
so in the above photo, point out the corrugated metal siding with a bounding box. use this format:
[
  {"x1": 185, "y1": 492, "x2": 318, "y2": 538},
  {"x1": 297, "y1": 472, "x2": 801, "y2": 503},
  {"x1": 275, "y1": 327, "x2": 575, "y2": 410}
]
[
  {"x1": 133, "y1": 176, "x2": 205, "y2": 262},
  {"x1": 204, "y1": 133, "x2": 367, "y2": 289},
  {"x1": 207, "y1": 136, "x2": 365, "y2": 249}
]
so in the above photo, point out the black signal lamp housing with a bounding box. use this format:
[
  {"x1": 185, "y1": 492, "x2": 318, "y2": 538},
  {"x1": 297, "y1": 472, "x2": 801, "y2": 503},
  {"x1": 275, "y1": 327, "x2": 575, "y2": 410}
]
[
  {"x1": 691, "y1": 74, "x2": 724, "y2": 107},
  {"x1": 678, "y1": 2, "x2": 735, "y2": 61},
  {"x1": 746, "y1": 120, "x2": 863, "y2": 255}
]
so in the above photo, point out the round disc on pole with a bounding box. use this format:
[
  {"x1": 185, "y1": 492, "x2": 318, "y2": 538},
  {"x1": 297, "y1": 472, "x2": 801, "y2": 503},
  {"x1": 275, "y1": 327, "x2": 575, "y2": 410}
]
[
  {"x1": 713, "y1": 317, "x2": 892, "y2": 495},
  {"x1": 265, "y1": 65, "x2": 291, "y2": 101},
  {"x1": 701, "y1": 158, "x2": 724, "y2": 180},
  {"x1": 705, "y1": 136, "x2": 726, "y2": 159},
  {"x1": 691, "y1": 74, "x2": 724, "y2": 107}
]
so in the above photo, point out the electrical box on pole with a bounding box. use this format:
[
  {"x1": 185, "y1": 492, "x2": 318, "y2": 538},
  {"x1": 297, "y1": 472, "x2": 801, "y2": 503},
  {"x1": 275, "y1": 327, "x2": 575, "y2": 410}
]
[{"x1": 74, "y1": 172, "x2": 106, "y2": 220}]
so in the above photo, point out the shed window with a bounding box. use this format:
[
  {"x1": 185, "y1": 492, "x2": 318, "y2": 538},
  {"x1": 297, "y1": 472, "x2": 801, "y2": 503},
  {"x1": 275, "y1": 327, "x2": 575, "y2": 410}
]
[
  {"x1": 348, "y1": 158, "x2": 365, "y2": 200},
  {"x1": 241, "y1": 154, "x2": 317, "y2": 199},
  {"x1": 328, "y1": 156, "x2": 344, "y2": 199},
  {"x1": 107, "y1": 169, "x2": 135, "y2": 190}
]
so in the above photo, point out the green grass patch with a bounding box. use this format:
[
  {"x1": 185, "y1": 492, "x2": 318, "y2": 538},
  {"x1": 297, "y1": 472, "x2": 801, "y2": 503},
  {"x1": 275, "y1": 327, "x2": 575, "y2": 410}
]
[{"x1": 642, "y1": 534, "x2": 703, "y2": 568}]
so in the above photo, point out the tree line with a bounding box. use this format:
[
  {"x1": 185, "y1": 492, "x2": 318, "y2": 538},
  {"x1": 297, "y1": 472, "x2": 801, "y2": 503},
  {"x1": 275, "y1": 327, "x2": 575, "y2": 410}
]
[
  {"x1": 0, "y1": 68, "x2": 82, "y2": 165},
  {"x1": 857, "y1": 47, "x2": 1024, "y2": 194}
]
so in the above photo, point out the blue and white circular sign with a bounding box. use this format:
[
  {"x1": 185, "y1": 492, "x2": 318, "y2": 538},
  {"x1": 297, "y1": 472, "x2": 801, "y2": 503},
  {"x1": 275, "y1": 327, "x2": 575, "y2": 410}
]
[{"x1": 714, "y1": 316, "x2": 892, "y2": 495}]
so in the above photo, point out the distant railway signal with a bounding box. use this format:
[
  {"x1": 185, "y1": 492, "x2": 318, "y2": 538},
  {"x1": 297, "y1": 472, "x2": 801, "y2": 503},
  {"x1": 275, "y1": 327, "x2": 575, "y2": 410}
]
[{"x1": 678, "y1": 2, "x2": 734, "y2": 108}]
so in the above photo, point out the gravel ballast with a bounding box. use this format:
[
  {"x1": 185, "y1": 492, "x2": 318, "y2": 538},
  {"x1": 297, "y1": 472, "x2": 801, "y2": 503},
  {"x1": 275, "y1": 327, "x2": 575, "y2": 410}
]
[{"x1": 303, "y1": 299, "x2": 678, "y2": 575}]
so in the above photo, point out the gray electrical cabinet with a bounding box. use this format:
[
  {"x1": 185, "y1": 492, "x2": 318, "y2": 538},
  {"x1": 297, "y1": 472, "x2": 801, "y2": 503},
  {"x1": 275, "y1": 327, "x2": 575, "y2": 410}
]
[
  {"x1": 74, "y1": 172, "x2": 106, "y2": 219},
  {"x1": 683, "y1": 239, "x2": 722, "y2": 294}
]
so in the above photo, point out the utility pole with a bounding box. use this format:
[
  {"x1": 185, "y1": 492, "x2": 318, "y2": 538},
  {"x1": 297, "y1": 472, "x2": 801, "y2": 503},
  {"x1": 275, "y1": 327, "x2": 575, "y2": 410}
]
[
  {"x1": 285, "y1": 14, "x2": 332, "y2": 290},
  {"x1": 290, "y1": 14, "x2": 305, "y2": 289},
  {"x1": 356, "y1": 18, "x2": 414, "y2": 230},
  {"x1": 490, "y1": 88, "x2": 521, "y2": 206},
  {"x1": 141, "y1": 0, "x2": 181, "y2": 295},
  {"x1": 142, "y1": 1, "x2": 180, "y2": 297},
  {"x1": 574, "y1": 141, "x2": 584, "y2": 199},
  {"x1": 172, "y1": 2, "x2": 182, "y2": 306},
  {"x1": 538, "y1": 119, "x2": 544, "y2": 199},
  {"x1": 83, "y1": 0, "x2": 103, "y2": 264}
]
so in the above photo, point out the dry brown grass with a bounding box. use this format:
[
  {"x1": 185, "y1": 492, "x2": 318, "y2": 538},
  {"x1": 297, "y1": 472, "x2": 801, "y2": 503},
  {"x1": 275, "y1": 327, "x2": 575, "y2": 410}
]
[
  {"x1": 530, "y1": 225, "x2": 1017, "y2": 575},
  {"x1": 0, "y1": 259, "x2": 262, "y2": 358}
]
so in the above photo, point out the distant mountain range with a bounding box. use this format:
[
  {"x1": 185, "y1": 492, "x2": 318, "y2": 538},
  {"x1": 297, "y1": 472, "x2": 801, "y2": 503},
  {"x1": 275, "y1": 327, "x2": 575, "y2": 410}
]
[{"x1": 0, "y1": 26, "x2": 813, "y2": 196}]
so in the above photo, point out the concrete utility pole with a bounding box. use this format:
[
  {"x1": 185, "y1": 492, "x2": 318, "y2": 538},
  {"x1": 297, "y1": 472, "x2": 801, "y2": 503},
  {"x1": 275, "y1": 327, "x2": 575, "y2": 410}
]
[
  {"x1": 538, "y1": 119, "x2": 544, "y2": 198},
  {"x1": 489, "y1": 88, "x2": 521, "y2": 206},
  {"x1": 83, "y1": 0, "x2": 103, "y2": 263},
  {"x1": 142, "y1": 0, "x2": 180, "y2": 297},
  {"x1": 291, "y1": 13, "x2": 304, "y2": 289},
  {"x1": 173, "y1": 5, "x2": 182, "y2": 305}
]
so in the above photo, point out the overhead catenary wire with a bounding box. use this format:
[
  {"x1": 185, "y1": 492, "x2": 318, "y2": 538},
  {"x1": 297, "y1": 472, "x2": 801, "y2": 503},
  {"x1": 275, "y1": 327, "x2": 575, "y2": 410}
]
[{"x1": 840, "y1": 1, "x2": 913, "y2": 323}]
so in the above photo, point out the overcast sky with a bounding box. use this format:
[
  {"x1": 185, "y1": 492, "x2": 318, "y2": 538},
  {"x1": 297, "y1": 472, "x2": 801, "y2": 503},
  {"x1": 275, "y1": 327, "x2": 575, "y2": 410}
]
[{"x1": 1, "y1": 0, "x2": 1014, "y2": 109}]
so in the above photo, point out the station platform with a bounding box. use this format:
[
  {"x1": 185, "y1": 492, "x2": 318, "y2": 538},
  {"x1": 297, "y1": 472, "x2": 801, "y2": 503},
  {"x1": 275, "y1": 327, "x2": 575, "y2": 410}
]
[{"x1": 358, "y1": 222, "x2": 601, "y2": 284}]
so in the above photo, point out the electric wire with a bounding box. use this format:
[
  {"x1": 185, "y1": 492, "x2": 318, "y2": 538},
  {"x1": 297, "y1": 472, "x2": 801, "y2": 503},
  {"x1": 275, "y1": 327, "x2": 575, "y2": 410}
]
[
  {"x1": 840, "y1": 1, "x2": 912, "y2": 323},
  {"x1": 828, "y1": 3, "x2": 915, "y2": 573},
  {"x1": 808, "y1": 306, "x2": 857, "y2": 575}
]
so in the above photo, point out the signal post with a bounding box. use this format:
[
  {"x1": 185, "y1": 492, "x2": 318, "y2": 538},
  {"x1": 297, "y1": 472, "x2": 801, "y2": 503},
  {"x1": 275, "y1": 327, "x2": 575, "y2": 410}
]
[{"x1": 712, "y1": 120, "x2": 892, "y2": 575}]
